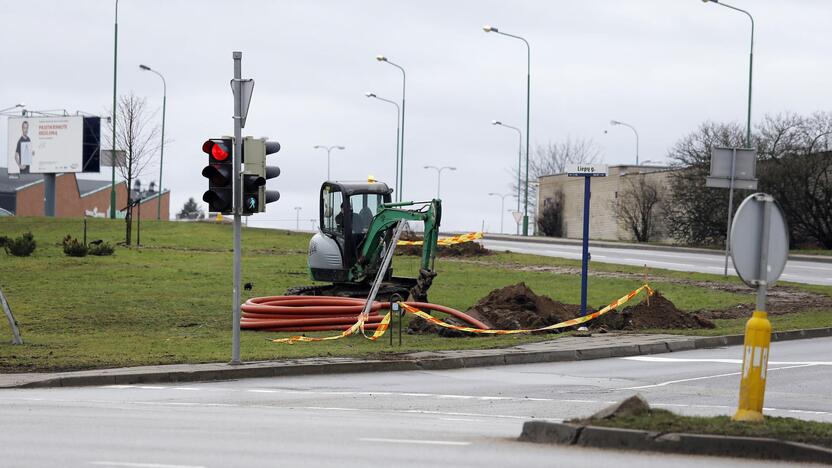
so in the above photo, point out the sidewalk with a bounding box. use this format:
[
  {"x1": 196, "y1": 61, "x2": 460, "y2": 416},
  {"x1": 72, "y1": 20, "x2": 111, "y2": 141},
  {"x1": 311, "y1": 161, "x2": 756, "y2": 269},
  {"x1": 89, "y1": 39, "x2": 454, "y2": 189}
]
[
  {"x1": 3, "y1": 327, "x2": 830, "y2": 389},
  {"x1": 482, "y1": 233, "x2": 832, "y2": 264}
]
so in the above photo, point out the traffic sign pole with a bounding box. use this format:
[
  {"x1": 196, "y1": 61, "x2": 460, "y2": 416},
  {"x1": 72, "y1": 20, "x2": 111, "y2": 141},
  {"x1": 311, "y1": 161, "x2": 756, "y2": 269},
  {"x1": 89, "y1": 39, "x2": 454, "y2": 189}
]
[
  {"x1": 723, "y1": 148, "x2": 737, "y2": 276},
  {"x1": 730, "y1": 193, "x2": 787, "y2": 423},
  {"x1": 579, "y1": 175, "x2": 591, "y2": 316},
  {"x1": 231, "y1": 51, "x2": 243, "y2": 366}
]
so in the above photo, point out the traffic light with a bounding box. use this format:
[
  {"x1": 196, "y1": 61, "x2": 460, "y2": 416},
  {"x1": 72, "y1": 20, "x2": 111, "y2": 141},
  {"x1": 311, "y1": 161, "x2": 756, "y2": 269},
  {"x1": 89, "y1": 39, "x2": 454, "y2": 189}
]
[
  {"x1": 201, "y1": 138, "x2": 234, "y2": 214},
  {"x1": 242, "y1": 136, "x2": 281, "y2": 214}
]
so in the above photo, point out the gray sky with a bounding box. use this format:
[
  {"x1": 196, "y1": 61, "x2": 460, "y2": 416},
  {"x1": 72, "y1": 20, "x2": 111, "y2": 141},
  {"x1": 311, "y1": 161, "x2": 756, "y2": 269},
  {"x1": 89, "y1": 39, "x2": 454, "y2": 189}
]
[{"x1": 1, "y1": 0, "x2": 830, "y2": 232}]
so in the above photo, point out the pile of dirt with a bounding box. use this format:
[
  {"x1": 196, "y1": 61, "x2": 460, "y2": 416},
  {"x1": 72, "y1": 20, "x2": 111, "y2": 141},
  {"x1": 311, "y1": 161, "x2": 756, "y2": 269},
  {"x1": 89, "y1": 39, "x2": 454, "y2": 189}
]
[
  {"x1": 592, "y1": 292, "x2": 715, "y2": 331},
  {"x1": 408, "y1": 282, "x2": 581, "y2": 336},
  {"x1": 397, "y1": 239, "x2": 491, "y2": 258}
]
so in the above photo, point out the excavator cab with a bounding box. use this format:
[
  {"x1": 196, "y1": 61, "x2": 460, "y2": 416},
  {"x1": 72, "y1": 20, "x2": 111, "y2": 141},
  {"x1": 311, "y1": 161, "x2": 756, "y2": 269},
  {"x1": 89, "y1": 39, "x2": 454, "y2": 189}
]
[{"x1": 310, "y1": 181, "x2": 393, "y2": 283}]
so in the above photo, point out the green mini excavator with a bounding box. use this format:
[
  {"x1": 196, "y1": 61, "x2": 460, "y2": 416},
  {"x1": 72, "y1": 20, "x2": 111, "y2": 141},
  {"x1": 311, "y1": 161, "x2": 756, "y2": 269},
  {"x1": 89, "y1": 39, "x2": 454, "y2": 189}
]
[{"x1": 286, "y1": 180, "x2": 442, "y2": 301}]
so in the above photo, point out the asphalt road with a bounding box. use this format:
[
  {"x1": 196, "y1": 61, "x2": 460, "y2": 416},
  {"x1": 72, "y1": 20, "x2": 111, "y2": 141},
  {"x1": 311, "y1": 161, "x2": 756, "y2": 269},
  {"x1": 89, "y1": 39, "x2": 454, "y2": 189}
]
[
  {"x1": 482, "y1": 238, "x2": 832, "y2": 286},
  {"x1": 2, "y1": 337, "x2": 830, "y2": 467}
]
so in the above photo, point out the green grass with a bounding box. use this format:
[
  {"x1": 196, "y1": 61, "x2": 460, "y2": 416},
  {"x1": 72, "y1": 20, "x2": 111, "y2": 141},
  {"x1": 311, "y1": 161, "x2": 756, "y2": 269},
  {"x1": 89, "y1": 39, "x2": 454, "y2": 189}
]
[
  {"x1": 0, "y1": 217, "x2": 829, "y2": 373},
  {"x1": 575, "y1": 409, "x2": 832, "y2": 449}
]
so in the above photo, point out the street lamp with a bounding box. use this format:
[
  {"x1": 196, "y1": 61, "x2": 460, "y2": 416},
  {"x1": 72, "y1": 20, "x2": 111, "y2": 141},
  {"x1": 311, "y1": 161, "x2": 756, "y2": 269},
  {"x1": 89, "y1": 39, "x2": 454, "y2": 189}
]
[
  {"x1": 423, "y1": 165, "x2": 456, "y2": 199},
  {"x1": 294, "y1": 206, "x2": 302, "y2": 231},
  {"x1": 376, "y1": 55, "x2": 407, "y2": 202},
  {"x1": 366, "y1": 92, "x2": 401, "y2": 198},
  {"x1": 702, "y1": 0, "x2": 754, "y2": 147},
  {"x1": 139, "y1": 64, "x2": 167, "y2": 220},
  {"x1": 610, "y1": 120, "x2": 640, "y2": 165},
  {"x1": 313, "y1": 145, "x2": 346, "y2": 181},
  {"x1": 488, "y1": 192, "x2": 513, "y2": 235},
  {"x1": 492, "y1": 120, "x2": 523, "y2": 234},
  {"x1": 0, "y1": 103, "x2": 24, "y2": 113},
  {"x1": 484, "y1": 25, "x2": 532, "y2": 236},
  {"x1": 110, "y1": 0, "x2": 119, "y2": 219}
]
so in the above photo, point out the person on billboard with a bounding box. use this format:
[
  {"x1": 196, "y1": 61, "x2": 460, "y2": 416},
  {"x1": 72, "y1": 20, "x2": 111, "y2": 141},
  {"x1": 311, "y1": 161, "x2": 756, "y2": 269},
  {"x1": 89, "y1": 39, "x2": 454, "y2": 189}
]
[{"x1": 14, "y1": 120, "x2": 33, "y2": 174}]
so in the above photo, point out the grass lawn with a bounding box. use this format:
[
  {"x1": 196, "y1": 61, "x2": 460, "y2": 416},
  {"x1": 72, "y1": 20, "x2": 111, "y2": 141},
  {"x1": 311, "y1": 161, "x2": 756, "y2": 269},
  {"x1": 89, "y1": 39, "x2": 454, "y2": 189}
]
[
  {"x1": 575, "y1": 409, "x2": 832, "y2": 449},
  {"x1": 1, "y1": 217, "x2": 830, "y2": 372}
]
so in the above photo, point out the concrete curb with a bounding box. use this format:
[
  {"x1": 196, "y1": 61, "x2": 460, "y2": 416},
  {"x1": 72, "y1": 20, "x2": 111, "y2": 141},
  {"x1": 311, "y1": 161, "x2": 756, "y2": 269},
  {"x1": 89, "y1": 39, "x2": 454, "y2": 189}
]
[
  {"x1": 519, "y1": 421, "x2": 832, "y2": 464},
  {"x1": 3, "y1": 327, "x2": 831, "y2": 390},
  {"x1": 483, "y1": 233, "x2": 832, "y2": 264}
]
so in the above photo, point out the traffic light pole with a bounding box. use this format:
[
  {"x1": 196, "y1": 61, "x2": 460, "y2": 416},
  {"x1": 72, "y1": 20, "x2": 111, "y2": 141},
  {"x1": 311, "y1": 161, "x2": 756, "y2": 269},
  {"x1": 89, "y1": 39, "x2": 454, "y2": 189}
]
[{"x1": 231, "y1": 51, "x2": 243, "y2": 365}]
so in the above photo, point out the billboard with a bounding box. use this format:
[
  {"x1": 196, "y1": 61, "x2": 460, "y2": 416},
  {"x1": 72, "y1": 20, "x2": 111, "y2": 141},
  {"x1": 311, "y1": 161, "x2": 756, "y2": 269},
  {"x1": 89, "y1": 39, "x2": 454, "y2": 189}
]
[{"x1": 6, "y1": 116, "x2": 100, "y2": 175}]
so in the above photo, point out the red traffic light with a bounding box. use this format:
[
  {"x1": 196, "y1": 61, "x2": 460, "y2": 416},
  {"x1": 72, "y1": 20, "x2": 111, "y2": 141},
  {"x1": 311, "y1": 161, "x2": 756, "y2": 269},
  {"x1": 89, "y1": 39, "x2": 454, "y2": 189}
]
[{"x1": 202, "y1": 139, "x2": 230, "y2": 162}]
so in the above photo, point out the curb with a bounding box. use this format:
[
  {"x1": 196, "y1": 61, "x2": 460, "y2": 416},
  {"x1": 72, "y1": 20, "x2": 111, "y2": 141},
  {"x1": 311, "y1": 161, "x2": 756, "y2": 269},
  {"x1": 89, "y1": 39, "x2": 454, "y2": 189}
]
[
  {"x1": 482, "y1": 234, "x2": 832, "y2": 264},
  {"x1": 518, "y1": 421, "x2": 832, "y2": 464},
  {"x1": 4, "y1": 327, "x2": 831, "y2": 390}
]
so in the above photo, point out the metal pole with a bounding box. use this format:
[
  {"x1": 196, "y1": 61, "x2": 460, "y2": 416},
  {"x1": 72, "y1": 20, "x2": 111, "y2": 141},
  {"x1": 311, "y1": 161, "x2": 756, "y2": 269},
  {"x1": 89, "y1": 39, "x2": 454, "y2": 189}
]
[
  {"x1": 500, "y1": 195, "x2": 505, "y2": 234},
  {"x1": 327, "y1": 147, "x2": 331, "y2": 181},
  {"x1": 399, "y1": 72, "x2": 406, "y2": 203},
  {"x1": 517, "y1": 131, "x2": 522, "y2": 234},
  {"x1": 109, "y1": 0, "x2": 119, "y2": 219},
  {"x1": 44, "y1": 174, "x2": 56, "y2": 217},
  {"x1": 157, "y1": 81, "x2": 166, "y2": 220},
  {"x1": 756, "y1": 198, "x2": 771, "y2": 312},
  {"x1": 580, "y1": 176, "x2": 591, "y2": 316},
  {"x1": 724, "y1": 148, "x2": 737, "y2": 276},
  {"x1": 436, "y1": 170, "x2": 441, "y2": 199},
  {"x1": 231, "y1": 51, "x2": 243, "y2": 365},
  {"x1": 0, "y1": 287, "x2": 23, "y2": 345},
  {"x1": 523, "y1": 46, "x2": 531, "y2": 236}
]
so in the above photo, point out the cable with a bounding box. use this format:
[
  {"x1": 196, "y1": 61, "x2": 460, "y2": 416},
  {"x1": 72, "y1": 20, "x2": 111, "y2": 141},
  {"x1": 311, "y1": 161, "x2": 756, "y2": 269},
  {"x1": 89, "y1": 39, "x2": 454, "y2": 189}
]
[{"x1": 241, "y1": 295, "x2": 490, "y2": 332}]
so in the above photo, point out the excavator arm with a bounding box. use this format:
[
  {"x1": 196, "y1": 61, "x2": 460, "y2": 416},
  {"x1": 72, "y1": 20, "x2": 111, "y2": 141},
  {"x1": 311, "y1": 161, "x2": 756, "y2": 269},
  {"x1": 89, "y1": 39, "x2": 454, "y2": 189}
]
[{"x1": 352, "y1": 199, "x2": 442, "y2": 283}]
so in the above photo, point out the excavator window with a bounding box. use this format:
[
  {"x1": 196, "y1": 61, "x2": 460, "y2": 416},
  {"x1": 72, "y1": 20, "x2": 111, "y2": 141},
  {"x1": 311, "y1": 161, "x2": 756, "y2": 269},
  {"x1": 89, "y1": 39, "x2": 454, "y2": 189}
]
[
  {"x1": 349, "y1": 193, "x2": 383, "y2": 234},
  {"x1": 322, "y1": 189, "x2": 344, "y2": 235}
]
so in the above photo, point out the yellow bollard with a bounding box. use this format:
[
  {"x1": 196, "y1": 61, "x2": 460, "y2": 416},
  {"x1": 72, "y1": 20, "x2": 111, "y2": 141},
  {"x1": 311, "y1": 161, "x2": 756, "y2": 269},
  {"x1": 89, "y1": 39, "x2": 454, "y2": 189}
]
[{"x1": 732, "y1": 310, "x2": 772, "y2": 423}]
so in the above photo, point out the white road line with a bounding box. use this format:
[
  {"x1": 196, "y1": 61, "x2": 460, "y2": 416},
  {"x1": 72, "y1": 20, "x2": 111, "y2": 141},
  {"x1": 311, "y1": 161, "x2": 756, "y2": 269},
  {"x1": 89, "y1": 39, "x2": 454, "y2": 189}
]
[
  {"x1": 618, "y1": 363, "x2": 818, "y2": 390},
  {"x1": 90, "y1": 462, "x2": 205, "y2": 468},
  {"x1": 359, "y1": 437, "x2": 471, "y2": 446},
  {"x1": 623, "y1": 356, "x2": 832, "y2": 365}
]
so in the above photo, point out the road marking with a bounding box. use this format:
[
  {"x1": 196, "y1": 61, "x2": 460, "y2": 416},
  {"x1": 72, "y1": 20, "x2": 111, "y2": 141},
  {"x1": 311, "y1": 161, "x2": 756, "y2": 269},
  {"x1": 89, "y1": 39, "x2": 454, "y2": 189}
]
[
  {"x1": 90, "y1": 462, "x2": 205, "y2": 468},
  {"x1": 359, "y1": 437, "x2": 471, "y2": 446},
  {"x1": 618, "y1": 363, "x2": 817, "y2": 390},
  {"x1": 623, "y1": 356, "x2": 832, "y2": 365}
]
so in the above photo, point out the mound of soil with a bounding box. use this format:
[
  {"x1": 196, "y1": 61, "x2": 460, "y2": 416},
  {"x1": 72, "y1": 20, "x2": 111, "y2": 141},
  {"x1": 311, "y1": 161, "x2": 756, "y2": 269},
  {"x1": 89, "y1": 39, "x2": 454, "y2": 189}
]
[
  {"x1": 593, "y1": 292, "x2": 715, "y2": 331},
  {"x1": 408, "y1": 282, "x2": 581, "y2": 336},
  {"x1": 397, "y1": 240, "x2": 491, "y2": 258}
]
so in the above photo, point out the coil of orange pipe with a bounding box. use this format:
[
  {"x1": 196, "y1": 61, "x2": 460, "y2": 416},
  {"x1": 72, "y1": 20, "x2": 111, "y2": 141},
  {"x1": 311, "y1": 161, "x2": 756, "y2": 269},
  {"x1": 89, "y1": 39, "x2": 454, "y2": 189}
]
[{"x1": 241, "y1": 295, "x2": 490, "y2": 332}]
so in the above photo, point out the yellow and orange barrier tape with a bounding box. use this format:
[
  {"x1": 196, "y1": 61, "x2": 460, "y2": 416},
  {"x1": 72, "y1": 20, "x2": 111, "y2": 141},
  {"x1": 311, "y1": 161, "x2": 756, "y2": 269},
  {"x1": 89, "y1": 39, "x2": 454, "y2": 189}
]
[
  {"x1": 397, "y1": 231, "x2": 483, "y2": 246},
  {"x1": 399, "y1": 284, "x2": 654, "y2": 335},
  {"x1": 270, "y1": 283, "x2": 654, "y2": 344}
]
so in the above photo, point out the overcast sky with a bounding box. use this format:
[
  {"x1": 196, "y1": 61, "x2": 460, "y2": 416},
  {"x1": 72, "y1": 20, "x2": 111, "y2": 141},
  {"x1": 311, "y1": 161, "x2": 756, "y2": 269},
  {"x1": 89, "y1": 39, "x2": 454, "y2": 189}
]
[{"x1": 1, "y1": 0, "x2": 830, "y2": 232}]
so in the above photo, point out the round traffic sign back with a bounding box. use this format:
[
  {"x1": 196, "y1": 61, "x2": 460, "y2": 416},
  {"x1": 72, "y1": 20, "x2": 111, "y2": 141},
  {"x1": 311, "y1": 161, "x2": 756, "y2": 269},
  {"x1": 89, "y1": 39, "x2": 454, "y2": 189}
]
[{"x1": 730, "y1": 193, "x2": 789, "y2": 288}]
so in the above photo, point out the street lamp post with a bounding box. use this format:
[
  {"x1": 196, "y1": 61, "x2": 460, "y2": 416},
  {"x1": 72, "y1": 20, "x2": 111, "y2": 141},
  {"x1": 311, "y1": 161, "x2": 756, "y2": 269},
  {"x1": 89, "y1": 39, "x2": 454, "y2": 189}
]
[
  {"x1": 702, "y1": 0, "x2": 754, "y2": 147},
  {"x1": 366, "y1": 92, "x2": 401, "y2": 198},
  {"x1": 610, "y1": 120, "x2": 639, "y2": 165},
  {"x1": 376, "y1": 55, "x2": 406, "y2": 202},
  {"x1": 423, "y1": 166, "x2": 456, "y2": 199},
  {"x1": 488, "y1": 192, "x2": 513, "y2": 234},
  {"x1": 484, "y1": 25, "x2": 531, "y2": 236},
  {"x1": 110, "y1": 0, "x2": 119, "y2": 219},
  {"x1": 492, "y1": 120, "x2": 523, "y2": 234},
  {"x1": 294, "y1": 206, "x2": 302, "y2": 231},
  {"x1": 313, "y1": 145, "x2": 346, "y2": 181},
  {"x1": 139, "y1": 64, "x2": 166, "y2": 220}
]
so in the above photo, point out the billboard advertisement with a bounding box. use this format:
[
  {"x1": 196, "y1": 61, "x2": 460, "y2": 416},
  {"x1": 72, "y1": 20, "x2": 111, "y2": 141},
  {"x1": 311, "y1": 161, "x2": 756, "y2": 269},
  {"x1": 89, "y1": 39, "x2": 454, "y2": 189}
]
[{"x1": 6, "y1": 115, "x2": 100, "y2": 175}]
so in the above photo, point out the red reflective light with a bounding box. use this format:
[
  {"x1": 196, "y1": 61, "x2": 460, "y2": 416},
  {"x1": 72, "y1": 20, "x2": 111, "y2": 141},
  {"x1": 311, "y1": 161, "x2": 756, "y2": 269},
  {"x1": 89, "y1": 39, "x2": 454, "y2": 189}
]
[{"x1": 212, "y1": 144, "x2": 229, "y2": 161}]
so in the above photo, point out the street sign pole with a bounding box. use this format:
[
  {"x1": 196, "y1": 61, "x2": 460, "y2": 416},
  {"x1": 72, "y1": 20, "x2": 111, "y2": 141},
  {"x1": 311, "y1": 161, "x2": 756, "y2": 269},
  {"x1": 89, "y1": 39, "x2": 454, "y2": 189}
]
[
  {"x1": 579, "y1": 175, "x2": 591, "y2": 317},
  {"x1": 729, "y1": 192, "x2": 788, "y2": 423},
  {"x1": 723, "y1": 148, "x2": 737, "y2": 276},
  {"x1": 566, "y1": 163, "x2": 607, "y2": 317},
  {"x1": 231, "y1": 51, "x2": 243, "y2": 366}
]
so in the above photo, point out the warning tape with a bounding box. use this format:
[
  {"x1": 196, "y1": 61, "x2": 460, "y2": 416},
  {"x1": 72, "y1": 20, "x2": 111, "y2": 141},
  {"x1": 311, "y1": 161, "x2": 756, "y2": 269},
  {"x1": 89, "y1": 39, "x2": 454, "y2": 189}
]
[
  {"x1": 398, "y1": 284, "x2": 654, "y2": 335},
  {"x1": 269, "y1": 283, "x2": 653, "y2": 344},
  {"x1": 397, "y1": 231, "x2": 483, "y2": 246}
]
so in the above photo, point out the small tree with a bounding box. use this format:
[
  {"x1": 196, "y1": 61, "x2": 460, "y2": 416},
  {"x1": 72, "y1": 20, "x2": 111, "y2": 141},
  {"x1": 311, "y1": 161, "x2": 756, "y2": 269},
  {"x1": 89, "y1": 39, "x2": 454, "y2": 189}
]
[
  {"x1": 537, "y1": 190, "x2": 564, "y2": 237},
  {"x1": 615, "y1": 176, "x2": 665, "y2": 242},
  {"x1": 105, "y1": 93, "x2": 162, "y2": 246},
  {"x1": 177, "y1": 197, "x2": 205, "y2": 220}
]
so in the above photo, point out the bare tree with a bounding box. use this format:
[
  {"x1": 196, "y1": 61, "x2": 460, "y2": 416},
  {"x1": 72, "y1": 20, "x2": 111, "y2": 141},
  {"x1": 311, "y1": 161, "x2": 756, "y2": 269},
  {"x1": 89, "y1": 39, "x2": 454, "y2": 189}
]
[
  {"x1": 105, "y1": 93, "x2": 161, "y2": 245},
  {"x1": 509, "y1": 137, "x2": 601, "y2": 213},
  {"x1": 614, "y1": 176, "x2": 665, "y2": 242}
]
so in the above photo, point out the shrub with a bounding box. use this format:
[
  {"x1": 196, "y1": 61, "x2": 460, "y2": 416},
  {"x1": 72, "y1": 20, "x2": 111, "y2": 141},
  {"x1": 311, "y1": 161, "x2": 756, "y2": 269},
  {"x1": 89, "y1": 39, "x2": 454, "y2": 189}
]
[
  {"x1": 88, "y1": 241, "x2": 115, "y2": 256},
  {"x1": 62, "y1": 235, "x2": 88, "y2": 257},
  {"x1": 2, "y1": 232, "x2": 37, "y2": 257}
]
